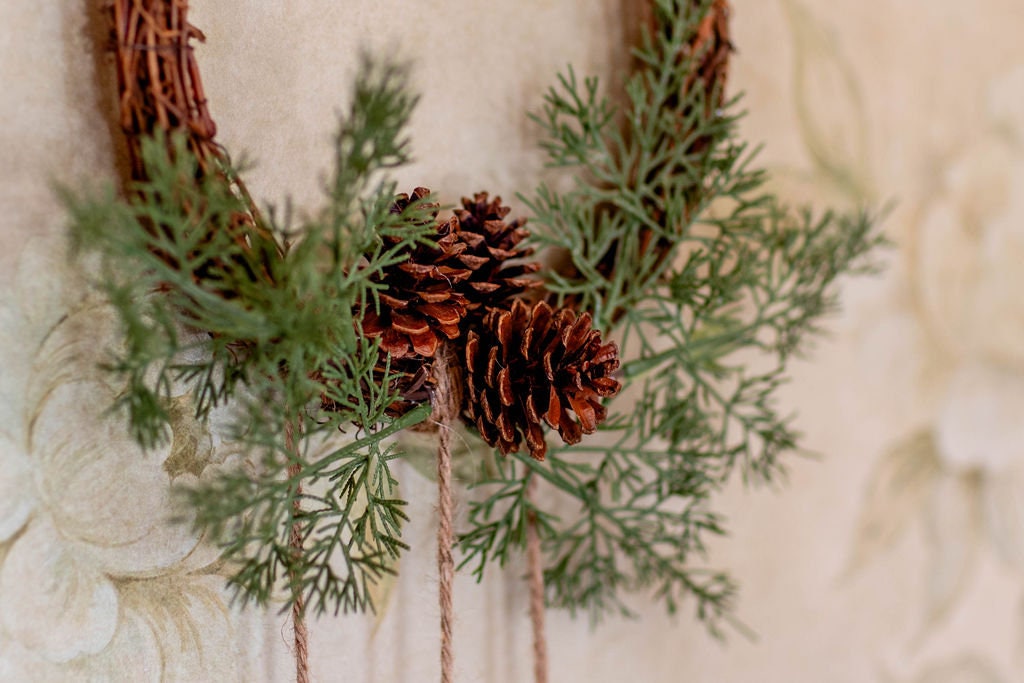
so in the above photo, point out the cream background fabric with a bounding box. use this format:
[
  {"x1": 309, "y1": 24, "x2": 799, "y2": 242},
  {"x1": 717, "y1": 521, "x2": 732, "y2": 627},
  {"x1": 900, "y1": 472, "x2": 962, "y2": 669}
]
[{"x1": 2, "y1": 1, "x2": 1022, "y2": 681}]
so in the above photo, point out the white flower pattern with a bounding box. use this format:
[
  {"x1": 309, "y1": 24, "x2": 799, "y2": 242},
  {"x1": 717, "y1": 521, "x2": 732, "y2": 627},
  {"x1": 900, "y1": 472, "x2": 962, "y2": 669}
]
[
  {"x1": 0, "y1": 241, "x2": 244, "y2": 679},
  {"x1": 848, "y1": 62, "x2": 1024, "y2": 651}
]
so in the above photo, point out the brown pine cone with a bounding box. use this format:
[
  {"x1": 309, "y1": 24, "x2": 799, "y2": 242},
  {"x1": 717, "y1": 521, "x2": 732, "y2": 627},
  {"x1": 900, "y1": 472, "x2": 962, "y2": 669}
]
[
  {"x1": 453, "y1": 193, "x2": 541, "y2": 310},
  {"x1": 462, "y1": 299, "x2": 621, "y2": 460},
  {"x1": 361, "y1": 188, "x2": 472, "y2": 359},
  {"x1": 363, "y1": 189, "x2": 542, "y2": 359}
]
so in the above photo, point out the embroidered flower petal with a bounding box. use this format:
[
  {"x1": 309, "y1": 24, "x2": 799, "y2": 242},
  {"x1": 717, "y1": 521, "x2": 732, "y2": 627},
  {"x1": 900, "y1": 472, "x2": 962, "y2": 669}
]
[
  {"x1": 0, "y1": 434, "x2": 34, "y2": 542},
  {"x1": 0, "y1": 518, "x2": 118, "y2": 662}
]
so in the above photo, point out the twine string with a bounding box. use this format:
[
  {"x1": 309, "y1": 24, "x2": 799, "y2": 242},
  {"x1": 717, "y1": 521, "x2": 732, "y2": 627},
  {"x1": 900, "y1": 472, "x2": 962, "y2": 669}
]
[
  {"x1": 525, "y1": 475, "x2": 548, "y2": 683},
  {"x1": 285, "y1": 421, "x2": 311, "y2": 683},
  {"x1": 432, "y1": 348, "x2": 456, "y2": 683}
]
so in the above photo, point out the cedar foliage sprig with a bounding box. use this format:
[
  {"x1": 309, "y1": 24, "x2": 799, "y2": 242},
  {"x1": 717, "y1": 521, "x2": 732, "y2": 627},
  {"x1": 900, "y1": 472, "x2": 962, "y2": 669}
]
[
  {"x1": 65, "y1": 57, "x2": 441, "y2": 614},
  {"x1": 457, "y1": 0, "x2": 884, "y2": 632}
]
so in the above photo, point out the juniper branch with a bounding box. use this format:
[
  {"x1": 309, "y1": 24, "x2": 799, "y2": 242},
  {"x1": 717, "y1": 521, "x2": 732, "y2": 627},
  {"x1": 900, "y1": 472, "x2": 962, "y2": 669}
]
[
  {"x1": 65, "y1": 55, "x2": 438, "y2": 615},
  {"x1": 459, "y1": 0, "x2": 885, "y2": 631}
]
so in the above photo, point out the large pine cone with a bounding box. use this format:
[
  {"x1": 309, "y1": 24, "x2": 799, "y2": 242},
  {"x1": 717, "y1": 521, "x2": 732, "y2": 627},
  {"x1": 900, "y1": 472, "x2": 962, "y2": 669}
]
[
  {"x1": 462, "y1": 299, "x2": 621, "y2": 460},
  {"x1": 362, "y1": 188, "x2": 472, "y2": 359},
  {"x1": 453, "y1": 193, "x2": 540, "y2": 311}
]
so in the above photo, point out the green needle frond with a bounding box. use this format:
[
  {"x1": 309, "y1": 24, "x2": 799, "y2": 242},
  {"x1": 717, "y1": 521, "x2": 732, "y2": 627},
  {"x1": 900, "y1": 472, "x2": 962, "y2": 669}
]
[
  {"x1": 65, "y1": 55, "x2": 437, "y2": 615},
  {"x1": 459, "y1": 0, "x2": 885, "y2": 632}
]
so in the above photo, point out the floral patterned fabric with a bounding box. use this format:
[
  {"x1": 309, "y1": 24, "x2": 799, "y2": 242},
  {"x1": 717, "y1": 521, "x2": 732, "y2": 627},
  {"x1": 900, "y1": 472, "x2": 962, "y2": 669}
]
[
  {"x1": 0, "y1": 243, "x2": 254, "y2": 680},
  {"x1": 2, "y1": 0, "x2": 1022, "y2": 681}
]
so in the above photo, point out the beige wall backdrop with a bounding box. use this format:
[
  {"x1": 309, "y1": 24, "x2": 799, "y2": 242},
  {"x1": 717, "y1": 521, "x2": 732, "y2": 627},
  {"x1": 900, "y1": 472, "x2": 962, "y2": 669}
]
[{"x1": 2, "y1": 1, "x2": 1023, "y2": 681}]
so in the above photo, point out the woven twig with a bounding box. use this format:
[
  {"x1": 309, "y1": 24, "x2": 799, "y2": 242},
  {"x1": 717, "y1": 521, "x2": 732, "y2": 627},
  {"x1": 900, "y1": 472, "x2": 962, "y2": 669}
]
[
  {"x1": 104, "y1": 2, "x2": 302, "y2": 681},
  {"x1": 109, "y1": 0, "x2": 218, "y2": 177},
  {"x1": 617, "y1": 0, "x2": 732, "y2": 285},
  {"x1": 108, "y1": 0, "x2": 280, "y2": 260},
  {"x1": 557, "y1": 0, "x2": 732, "y2": 322}
]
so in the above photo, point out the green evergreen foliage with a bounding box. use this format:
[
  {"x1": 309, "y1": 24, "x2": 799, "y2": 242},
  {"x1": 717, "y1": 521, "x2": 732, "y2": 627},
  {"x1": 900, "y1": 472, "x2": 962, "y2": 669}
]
[
  {"x1": 63, "y1": 2, "x2": 883, "y2": 633},
  {"x1": 457, "y1": 0, "x2": 884, "y2": 631},
  {"x1": 66, "y1": 58, "x2": 439, "y2": 614}
]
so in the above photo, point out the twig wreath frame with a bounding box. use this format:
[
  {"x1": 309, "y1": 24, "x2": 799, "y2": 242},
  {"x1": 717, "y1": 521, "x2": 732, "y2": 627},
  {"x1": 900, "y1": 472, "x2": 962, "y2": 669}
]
[{"x1": 66, "y1": 1, "x2": 883, "y2": 681}]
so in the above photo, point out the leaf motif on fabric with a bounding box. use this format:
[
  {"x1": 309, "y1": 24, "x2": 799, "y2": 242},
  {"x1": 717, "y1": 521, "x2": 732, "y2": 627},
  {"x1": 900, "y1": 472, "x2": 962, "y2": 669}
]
[
  {"x1": 922, "y1": 471, "x2": 982, "y2": 629},
  {"x1": 844, "y1": 429, "x2": 941, "y2": 577},
  {"x1": 782, "y1": 0, "x2": 872, "y2": 202},
  {"x1": 911, "y1": 654, "x2": 1005, "y2": 683},
  {"x1": 114, "y1": 576, "x2": 238, "y2": 682},
  {"x1": 981, "y1": 466, "x2": 1024, "y2": 577},
  {"x1": 163, "y1": 394, "x2": 216, "y2": 479}
]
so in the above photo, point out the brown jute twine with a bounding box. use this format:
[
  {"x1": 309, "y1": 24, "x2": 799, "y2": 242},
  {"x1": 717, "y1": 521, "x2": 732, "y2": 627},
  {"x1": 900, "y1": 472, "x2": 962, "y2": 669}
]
[
  {"x1": 432, "y1": 347, "x2": 457, "y2": 683},
  {"x1": 285, "y1": 421, "x2": 311, "y2": 683},
  {"x1": 525, "y1": 476, "x2": 549, "y2": 683}
]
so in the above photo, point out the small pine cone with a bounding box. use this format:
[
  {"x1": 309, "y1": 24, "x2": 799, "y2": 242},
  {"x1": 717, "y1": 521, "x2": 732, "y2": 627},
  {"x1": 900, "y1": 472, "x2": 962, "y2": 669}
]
[
  {"x1": 453, "y1": 192, "x2": 541, "y2": 310},
  {"x1": 362, "y1": 188, "x2": 472, "y2": 359},
  {"x1": 462, "y1": 299, "x2": 621, "y2": 460}
]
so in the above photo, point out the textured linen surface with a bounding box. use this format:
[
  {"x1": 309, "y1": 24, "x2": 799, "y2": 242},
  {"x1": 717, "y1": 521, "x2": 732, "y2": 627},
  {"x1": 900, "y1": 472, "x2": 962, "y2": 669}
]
[{"x1": 1, "y1": 1, "x2": 1021, "y2": 681}]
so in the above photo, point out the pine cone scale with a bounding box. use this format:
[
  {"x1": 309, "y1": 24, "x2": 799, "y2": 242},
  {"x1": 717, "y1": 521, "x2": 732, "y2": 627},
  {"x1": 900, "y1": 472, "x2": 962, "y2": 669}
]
[
  {"x1": 417, "y1": 290, "x2": 453, "y2": 303},
  {"x1": 458, "y1": 254, "x2": 491, "y2": 269},
  {"x1": 568, "y1": 393, "x2": 597, "y2": 432},
  {"x1": 379, "y1": 293, "x2": 410, "y2": 309},
  {"x1": 468, "y1": 282, "x2": 502, "y2": 294},
  {"x1": 497, "y1": 367, "x2": 514, "y2": 406},
  {"x1": 525, "y1": 420, "x2": 546, "y2": 458},
  {"x1": 417, "y1": 302, "x2": 463, "y2": 326},
  {"x1": 363, "y1": 310, "x2": 385, "y2": 335},
  {"x1": 390, "y1": 312, "x2": 431, "y2": 335},
  {"x1": 544, "y1": 387, "x2": 561, "y2": 428}
]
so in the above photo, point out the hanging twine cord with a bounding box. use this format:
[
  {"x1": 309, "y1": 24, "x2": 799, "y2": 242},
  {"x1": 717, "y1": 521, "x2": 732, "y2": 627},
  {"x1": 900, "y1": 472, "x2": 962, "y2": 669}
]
[
  {"x1": 289, "y1": 496, "x2": 311, "y2": 683},
  {"x1": 285, "y1": 421, "x2": 311, "y2": 683},
  {"x1": 432, "y1": 347, "x2": 457, "y2": 683},
  {"x1": 525, "y1": 476, "x2": 548, "y2": 683}
]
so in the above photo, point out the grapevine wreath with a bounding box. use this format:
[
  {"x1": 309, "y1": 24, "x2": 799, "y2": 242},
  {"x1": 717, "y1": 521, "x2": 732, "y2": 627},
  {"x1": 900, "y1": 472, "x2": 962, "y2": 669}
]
[{"x1": 66, "y1": 1, "x2": 882, "y2": 681}]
